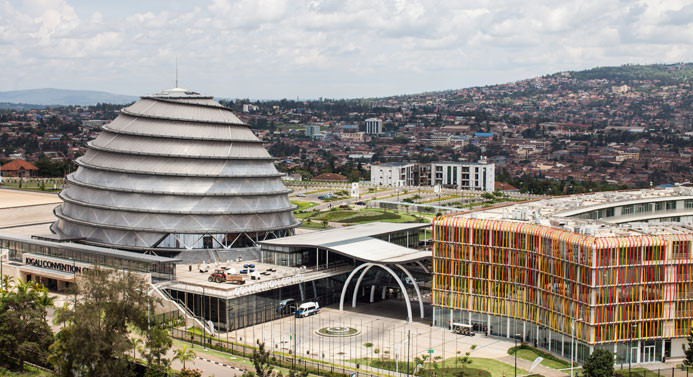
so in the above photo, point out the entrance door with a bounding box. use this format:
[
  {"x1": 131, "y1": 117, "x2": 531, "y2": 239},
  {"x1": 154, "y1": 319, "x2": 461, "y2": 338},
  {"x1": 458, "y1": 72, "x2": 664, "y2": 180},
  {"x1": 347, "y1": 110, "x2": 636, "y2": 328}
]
[
  {"x1": 631, "y1": 347, "x2": 639, "y2": 364},
  {"x1": 643, "y1": 345, "x2": 656, "y2": 363}
]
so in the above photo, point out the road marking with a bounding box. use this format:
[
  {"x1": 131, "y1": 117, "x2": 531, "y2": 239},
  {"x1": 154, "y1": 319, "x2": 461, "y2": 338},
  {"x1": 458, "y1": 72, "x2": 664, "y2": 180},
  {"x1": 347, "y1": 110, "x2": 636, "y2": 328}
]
[{"x1": 195, "y1": 356, "x2": 248, "y2": 372}]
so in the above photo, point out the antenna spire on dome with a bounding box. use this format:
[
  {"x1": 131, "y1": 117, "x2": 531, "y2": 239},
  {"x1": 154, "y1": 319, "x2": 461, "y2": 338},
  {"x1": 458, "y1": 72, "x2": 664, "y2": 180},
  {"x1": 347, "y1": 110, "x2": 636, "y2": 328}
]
[{"x1": 175, "y1": 56, "x2": 179, "y2": 88}]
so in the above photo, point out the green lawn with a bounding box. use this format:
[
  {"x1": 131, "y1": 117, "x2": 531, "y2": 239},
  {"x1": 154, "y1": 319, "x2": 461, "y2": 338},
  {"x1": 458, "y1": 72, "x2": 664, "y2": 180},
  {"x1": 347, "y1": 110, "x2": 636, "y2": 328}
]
[
  {"x1": 291, "y1": 200, "x2": 318, "y2": 212},
  {"x1": 308, "y1": 208, "x2": 423, "y2": 224},
  {"x1": 304, "y1": 188, "x2": 332, "y2": 195},
  {"x1": 512, "y1": 348, "x2": 570, "y2": 369},
  {"x1": 294, "y1": 210, "x2": 318, "y2": 219},
  {"x1": 173, "y1": 339, "x2": 322, "y2": 377},
  {"x1": 0, "y1": 182, "x2": 62, "y2": 193},
  {"x1": 0, "y1": 369, "x2": 53, "y2": 377},
  {"x1": 350, "y1": 357, "x2": 526, "y2": 377},
  {"x1": 300, "y1": 220, "x2": 332, "y2": 229},
  {"x1": 615, "y1": 367, "x2": 661, "y2": 377},
  {"x1": 420, "y1": 194, "x2": 465, "y2": 204},
  {"x1": 452, "y1": 357, "x2": 528, "y2": 377},
  {"x1": 297, "y1": 208, "x2": 429, "y2": 225}
]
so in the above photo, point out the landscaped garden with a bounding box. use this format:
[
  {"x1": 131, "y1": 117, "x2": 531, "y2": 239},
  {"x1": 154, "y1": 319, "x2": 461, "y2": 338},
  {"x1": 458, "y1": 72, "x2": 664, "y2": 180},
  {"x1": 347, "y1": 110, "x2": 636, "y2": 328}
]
[
  {"x1": 349, "y1": 356, "x2": 527, "y2": 377},
  {"x1": 304, "y1": 208, "x2": 427, "y2": 224},
  {"x1": 508, "y1": 344, "x2": 572, "y2": 369}
]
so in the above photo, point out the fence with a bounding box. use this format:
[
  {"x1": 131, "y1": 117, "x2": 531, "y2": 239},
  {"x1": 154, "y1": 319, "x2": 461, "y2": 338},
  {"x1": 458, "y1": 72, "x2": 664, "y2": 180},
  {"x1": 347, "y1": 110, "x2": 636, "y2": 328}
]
[
  {"x1": 170, "y1": 327, "x2": 386, "y2": 377},
  {"x1": 614, "y1": 365, "x2": 691, "y2": 377}
]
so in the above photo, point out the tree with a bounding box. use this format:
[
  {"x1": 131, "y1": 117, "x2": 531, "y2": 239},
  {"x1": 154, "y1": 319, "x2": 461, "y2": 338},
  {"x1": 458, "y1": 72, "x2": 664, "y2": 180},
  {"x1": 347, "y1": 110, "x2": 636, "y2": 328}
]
[
  {"x1": 251, "y1": 342, "x2": 274, "y2": 377},
  {"x1": 50, "y1": 267, "x2": 163, "y2": 377},
  {"x1": 683, "y1": 329, "x2": 693, "y2": 367},
  {"x1": 143, "y1": 321, "x2": 172, "y2": 372},
  {"x1": 0, "y1": 279, "x2": 54, "y2": 370},
  {"x1": 173, "y1": 345, "x2": 196, "y2": 369},
  {"x1": 582, "y1": 348, "x2": 614, "y2": 377},
  {"x1": 456, "y1": 345, "x2": 476, "y2": 377},
  {"x1": 130, "y1": 338, "x2": 143, "y2": 360}
]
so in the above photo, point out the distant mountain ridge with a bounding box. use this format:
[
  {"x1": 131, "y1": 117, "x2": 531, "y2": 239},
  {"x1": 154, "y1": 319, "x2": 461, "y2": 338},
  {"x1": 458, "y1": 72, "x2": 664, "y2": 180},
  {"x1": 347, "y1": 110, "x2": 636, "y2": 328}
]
[{"x1": 0, "y1": 88, "x2": 137, "y2": 106}]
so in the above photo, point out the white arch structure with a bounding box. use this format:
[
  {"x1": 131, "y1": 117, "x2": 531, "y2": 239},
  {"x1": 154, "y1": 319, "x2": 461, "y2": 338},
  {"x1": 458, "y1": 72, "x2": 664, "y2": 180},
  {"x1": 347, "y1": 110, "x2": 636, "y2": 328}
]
[{"x1": 339, "y1": 262, "x2": 424, "y2": 322}]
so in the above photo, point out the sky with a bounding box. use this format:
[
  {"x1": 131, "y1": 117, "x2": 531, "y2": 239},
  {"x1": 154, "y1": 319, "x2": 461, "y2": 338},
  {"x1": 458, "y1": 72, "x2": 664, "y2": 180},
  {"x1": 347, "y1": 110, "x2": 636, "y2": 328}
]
[{"x1": 1, "y1": 0, "x2": 692, "y2": 99}]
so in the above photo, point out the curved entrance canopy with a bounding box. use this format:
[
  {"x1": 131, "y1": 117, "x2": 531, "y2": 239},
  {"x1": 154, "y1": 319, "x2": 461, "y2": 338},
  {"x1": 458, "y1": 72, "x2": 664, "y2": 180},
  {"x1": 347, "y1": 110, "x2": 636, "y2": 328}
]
[
  {"x1": 339, "y1": 262, "x2": 424, "y2": 322},
  {"x1": 259, "y1": 222, "x2": 431, "y2": 322}
]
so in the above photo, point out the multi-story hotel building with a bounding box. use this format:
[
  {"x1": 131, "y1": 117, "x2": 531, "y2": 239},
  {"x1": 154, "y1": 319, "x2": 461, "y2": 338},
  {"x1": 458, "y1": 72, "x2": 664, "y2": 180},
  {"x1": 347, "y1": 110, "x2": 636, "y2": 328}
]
[
  {"x1": 432, "y1": 187, "x2": 693, "y2": 364},
  {"x1": 370, "y1": 160, "x2": 495, "y2": 192}
]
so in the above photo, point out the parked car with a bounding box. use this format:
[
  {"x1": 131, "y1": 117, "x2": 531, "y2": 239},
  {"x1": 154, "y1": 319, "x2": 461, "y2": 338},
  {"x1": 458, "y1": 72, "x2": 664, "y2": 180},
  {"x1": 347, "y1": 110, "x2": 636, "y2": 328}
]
[
  {"x1": 296, "y1": 193, "x2": 306, "y2": 197},
  {"x1": 277, "y1": 298, "x2": 296, "y2": 313},
  {"x1": 295, "y1": 302, "x2": 320, "y2": 317}
]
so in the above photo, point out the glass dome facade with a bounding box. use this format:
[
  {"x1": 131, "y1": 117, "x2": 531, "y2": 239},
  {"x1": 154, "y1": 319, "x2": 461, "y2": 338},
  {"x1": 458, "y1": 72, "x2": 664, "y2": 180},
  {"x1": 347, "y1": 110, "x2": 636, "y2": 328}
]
[{"x1": 52, "y1": 88, "x2": 299, "y2": 251}]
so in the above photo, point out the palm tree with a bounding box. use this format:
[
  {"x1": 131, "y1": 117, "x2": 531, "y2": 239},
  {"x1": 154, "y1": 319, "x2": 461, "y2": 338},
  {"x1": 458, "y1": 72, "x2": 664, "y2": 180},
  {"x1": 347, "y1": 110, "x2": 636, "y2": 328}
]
[
  {"x1": 0, "y1": 275, "x2": 15, "y2": 293},
  {"x1": 173, "y1": 345, "x2": 196, "y2": 369},
  {"x1": 130, "y1": 338, "x2": 143, "y2": 360},
  {"x1": 37, "y1": 290, "x2": 55, "y2": 322}
]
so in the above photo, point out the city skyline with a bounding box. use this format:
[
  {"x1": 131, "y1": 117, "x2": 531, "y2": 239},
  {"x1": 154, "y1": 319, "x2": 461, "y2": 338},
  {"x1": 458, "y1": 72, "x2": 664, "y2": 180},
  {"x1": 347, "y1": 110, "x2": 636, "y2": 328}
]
[{"x1": 1, "y1": 0, "x2": 692, "y2": 99}]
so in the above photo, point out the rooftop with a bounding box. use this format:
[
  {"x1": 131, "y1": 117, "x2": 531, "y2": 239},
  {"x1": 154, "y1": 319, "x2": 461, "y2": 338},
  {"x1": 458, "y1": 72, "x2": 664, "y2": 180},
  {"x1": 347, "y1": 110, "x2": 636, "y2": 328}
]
[
  {"x1": 259, "y1": 222, "x2": 430, "y2": 263},
  {"x1": 451, "y1": 187, "x2": 693, "y2": 238},
  {"x1": 0, "y1": 233, "x2": 179, "y2": 264},
  {"x1": 1, "y1": 158, "x2": 38, "y2": 171}
]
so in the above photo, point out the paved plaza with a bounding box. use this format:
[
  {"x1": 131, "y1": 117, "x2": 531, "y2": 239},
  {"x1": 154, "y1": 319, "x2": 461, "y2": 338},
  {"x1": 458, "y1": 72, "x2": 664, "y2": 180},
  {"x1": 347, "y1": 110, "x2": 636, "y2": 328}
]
[{"x1": 221, "y1": 300, "x2": 525, "y2": 368}]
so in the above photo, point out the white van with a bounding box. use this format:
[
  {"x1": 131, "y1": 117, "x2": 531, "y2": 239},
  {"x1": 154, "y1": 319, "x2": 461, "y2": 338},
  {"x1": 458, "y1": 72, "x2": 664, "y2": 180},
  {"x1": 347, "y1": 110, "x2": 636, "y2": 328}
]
[{"x1": 295, "y1": 302, "x2": 320, "y2": 317}]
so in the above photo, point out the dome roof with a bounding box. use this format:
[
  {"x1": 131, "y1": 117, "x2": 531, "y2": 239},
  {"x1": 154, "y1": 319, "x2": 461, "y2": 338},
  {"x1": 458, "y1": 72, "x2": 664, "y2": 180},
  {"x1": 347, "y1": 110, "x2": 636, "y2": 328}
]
[{"x1": 52, "y1": 88, "x2": 299, "y2": 251}]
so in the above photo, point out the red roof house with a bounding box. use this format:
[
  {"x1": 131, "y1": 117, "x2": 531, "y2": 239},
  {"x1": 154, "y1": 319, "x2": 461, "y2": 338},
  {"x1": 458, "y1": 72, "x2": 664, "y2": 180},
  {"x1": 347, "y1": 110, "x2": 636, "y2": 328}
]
[{"x1": 1, "y1": 158, "x2": 39, "y2": 177}]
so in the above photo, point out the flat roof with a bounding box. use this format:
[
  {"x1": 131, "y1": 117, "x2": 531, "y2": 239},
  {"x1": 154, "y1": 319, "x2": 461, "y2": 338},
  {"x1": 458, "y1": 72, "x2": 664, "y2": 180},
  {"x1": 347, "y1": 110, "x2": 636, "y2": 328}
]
[
  {"x1": 259, "y1": 222, "x2": 430, "y2": 263},
  {"x1": 0, "y1": 233, "x2": 180, "y2": 264},
  {"x1": 449, "y1": 187, "x2": 693, "y2": 238}
]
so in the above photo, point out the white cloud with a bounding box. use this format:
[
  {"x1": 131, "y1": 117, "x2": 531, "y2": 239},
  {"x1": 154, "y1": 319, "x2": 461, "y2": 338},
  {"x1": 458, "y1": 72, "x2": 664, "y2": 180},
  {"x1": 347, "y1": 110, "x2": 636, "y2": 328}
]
[{"x1": 0, "y1": 0, "x2": 692, "y2": 98}]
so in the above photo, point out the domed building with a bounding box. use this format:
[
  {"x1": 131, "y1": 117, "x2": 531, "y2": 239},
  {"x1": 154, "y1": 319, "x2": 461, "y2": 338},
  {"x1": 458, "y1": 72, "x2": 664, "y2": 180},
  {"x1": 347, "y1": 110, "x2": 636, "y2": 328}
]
[{"x1": 52, "y1": 88, "x2": 299, "y2": 255}]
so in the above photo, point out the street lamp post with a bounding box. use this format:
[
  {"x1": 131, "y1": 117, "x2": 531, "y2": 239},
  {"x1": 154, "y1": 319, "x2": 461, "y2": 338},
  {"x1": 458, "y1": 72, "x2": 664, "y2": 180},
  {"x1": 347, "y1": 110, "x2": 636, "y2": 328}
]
[
  {"x1": 514, "y1": 333, "x2": 521, "y2": 377},
  {"x1": 571, "y1": 318, "x2": 583, "y2": 377},
  {"x1": 389, "y1": 337, "x2": 410, "y2": 376}
]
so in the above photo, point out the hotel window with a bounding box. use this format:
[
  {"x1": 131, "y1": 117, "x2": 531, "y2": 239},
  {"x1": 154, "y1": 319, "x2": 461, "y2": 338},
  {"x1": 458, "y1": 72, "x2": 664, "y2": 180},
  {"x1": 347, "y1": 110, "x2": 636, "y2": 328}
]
[
  {"x1": 635, "y1": 203, "x2": 652, "y2": 213},
  {"x1": 655, "y1": 202, "x2": 665, "y2": 211},
  {"x1": 666, "y1": 201, "x2": 677, "y2": 210},
  {"x1": 622, "y1": 205, "x2": 635, "y2": 215},
  {"x1": 685, "y1": 200, "x2": 693, "y2": 209}
]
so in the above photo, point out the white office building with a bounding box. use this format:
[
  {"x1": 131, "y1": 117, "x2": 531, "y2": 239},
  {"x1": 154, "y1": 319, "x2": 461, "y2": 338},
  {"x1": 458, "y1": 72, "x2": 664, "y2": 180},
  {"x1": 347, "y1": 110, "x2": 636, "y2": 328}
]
[
  {"x1": 365, "y1": 118, "x2": 383, "y2": 135},
  {"x1": 430, "y1": 161, "x2": 494, "y2": 192},
  {"x1": 305, "y1": 125, "x2": 321, "y2": 138},
  {"x1": 370, "y1": 160, "x2": 495, "y2": 192},
  {"x1": 370, "y1": 162, "x2": 417, "y2": 187}
]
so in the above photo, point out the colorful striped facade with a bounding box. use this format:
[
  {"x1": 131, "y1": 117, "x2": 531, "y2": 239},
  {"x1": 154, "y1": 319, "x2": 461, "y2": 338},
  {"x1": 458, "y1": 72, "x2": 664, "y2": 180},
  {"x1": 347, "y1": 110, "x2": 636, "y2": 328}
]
[{"x1": 432, "y1": 217, "x2": 693, "y2": 363}]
